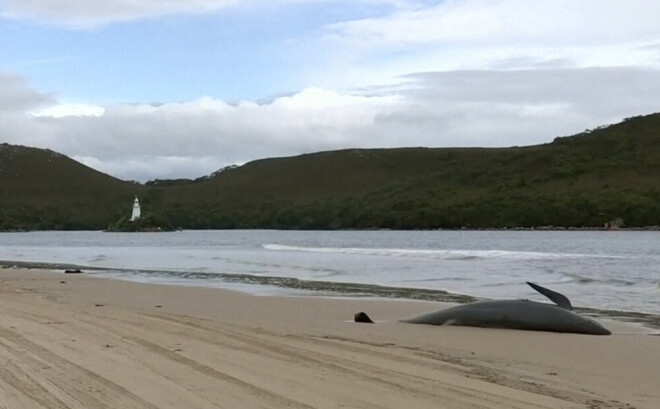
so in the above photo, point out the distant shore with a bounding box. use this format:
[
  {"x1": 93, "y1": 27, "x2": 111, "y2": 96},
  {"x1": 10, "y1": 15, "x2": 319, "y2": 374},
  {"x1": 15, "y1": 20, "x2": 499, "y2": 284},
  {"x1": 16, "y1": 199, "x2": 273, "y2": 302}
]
[
  {"x1": 3, "y1": 225, "x2": 660, "y2": 233},
  {"x1": 459, "y1": 225, "x2": 660, "y2": 231}
]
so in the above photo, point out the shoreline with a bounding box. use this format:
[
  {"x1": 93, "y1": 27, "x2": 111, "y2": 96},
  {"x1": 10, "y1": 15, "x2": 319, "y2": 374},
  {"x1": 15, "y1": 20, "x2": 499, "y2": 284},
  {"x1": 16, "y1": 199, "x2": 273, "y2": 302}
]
[
  {"x1": 0, "y1": 267, "x2": 658, "y2": 408},
  {"x1": 3, "y1": 226, "x2": 660, "y2": 233},
  {"x1": 3, "y1": 259, "x2": 660, "y2": 331}
]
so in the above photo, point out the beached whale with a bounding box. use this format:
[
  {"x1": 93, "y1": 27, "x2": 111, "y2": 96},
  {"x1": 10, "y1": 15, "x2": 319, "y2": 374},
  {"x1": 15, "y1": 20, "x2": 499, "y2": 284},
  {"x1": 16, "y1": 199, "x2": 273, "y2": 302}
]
[{"x1": 356, "y1": 282, "x2": 611, "y2": 335}]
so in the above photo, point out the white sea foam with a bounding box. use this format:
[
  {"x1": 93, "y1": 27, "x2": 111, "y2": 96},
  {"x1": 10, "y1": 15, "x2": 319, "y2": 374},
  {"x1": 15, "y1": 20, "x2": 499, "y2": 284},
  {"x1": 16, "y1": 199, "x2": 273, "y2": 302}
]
[{"x1": 263, "y1": 243, "x2": 618, "y2": 261}]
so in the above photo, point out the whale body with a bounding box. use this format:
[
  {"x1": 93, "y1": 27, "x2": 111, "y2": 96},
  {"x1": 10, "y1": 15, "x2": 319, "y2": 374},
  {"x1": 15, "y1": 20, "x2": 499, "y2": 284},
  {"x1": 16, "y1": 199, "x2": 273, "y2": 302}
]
[
  {"x1": 402, "y1": 299, "x2": 610, "y2": 335},
  {"x1": 401, "y1": 282, "x2": 611, "y2": 335},
  {"x1": 356, "y1": 282, "x2": 611, "y2": 335}
]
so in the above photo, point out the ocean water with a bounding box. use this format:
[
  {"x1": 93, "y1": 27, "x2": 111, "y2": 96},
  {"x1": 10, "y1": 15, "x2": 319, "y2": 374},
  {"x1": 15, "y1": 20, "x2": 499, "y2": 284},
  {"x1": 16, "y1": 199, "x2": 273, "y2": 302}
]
[{"x1": 0, "y1": 230, "x2": 658, "y2": 317}]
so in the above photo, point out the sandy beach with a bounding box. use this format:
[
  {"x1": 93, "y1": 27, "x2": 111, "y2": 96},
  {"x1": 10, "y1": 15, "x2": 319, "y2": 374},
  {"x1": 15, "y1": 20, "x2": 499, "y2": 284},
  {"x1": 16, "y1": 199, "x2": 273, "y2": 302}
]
[{"x1": 0, "y1": 268, "x2": 657, "y2": 409}]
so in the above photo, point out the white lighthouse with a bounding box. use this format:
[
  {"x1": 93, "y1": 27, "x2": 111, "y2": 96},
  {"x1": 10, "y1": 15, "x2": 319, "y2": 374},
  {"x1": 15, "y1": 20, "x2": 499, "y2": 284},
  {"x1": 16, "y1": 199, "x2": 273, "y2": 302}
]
[{"x1": 130, "y1": 196, "x2": 141, "y2": 221}]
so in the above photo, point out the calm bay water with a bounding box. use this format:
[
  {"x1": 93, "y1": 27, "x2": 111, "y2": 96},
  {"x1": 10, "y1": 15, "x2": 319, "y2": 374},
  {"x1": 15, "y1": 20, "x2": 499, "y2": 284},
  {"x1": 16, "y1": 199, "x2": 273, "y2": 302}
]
[{"x1": 0, "y1": 230, "x2": 658, "y2": 316}]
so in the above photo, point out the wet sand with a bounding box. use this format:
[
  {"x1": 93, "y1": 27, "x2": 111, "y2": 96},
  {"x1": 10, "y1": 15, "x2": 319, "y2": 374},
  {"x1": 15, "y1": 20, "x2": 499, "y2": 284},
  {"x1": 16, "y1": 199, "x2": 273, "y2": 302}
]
[{"x1": 0, "y1": 268, "x2": 658, "y2": 409}]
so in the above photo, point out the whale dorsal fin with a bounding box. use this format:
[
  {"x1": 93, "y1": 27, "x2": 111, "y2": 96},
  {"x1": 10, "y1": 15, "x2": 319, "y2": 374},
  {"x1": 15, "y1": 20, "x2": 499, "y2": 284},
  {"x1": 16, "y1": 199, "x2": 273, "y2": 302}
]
[{"x1": 527, "y1": 282, "x2": 573, "y2": 310}]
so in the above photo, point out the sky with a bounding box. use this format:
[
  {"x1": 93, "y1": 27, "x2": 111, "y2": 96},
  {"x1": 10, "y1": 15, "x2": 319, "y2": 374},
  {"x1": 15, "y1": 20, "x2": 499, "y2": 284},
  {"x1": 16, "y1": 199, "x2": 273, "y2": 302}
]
[{"x1": 1, "y1": 0, "x2": 660, "y2": 182}]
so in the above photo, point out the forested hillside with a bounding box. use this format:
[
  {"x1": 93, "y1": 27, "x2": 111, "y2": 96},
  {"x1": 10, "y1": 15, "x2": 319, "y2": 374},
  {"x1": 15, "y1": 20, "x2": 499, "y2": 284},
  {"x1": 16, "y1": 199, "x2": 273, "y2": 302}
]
[
  {"x1": 0, "y1": 144, "x2": 142, "y2": 230},
  {"x1": 1, "y1": 113, "x2": 659, "y2": 230}
]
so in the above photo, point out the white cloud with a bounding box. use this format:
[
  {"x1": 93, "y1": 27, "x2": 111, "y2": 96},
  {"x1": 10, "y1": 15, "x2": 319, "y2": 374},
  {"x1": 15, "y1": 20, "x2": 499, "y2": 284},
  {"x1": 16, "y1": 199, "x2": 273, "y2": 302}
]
[
  {"x1": 0, "y1": 0, "x2": 241, "y2": 28},
  {"x1": 0, "y1": 0, "x2": 405, "y2": 28},
  {"x1": 316, "y1": 0, "x2": 660, "y2": 85},
  {"x1": 328, "y1": 0, "x2": 660, "y2": 48},
  {"x1": 3, "y1": 86, "x2": 406, "y2": 180},
  {"x1": 221, "y1": 2, "x2": 652, "y2": 110},
  {"x1": 3, "y1": 67, "x2": 659, "y2": 182},
  {"x1": 31, "y1": 103, "x2": 105, "y2": 118}
]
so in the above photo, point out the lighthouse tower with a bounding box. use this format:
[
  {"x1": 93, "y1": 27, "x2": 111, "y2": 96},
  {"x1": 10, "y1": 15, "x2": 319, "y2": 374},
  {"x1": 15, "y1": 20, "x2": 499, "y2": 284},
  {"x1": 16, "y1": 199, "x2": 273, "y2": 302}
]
[{"x1": 130, "y1": 196, "x2": 141, "y2": 221}]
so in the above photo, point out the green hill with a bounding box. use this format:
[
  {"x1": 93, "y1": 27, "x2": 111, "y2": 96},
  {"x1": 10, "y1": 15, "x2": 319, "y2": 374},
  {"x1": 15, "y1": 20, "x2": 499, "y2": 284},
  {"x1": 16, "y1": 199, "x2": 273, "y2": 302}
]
[
  {"x1": 1, "y1": 113, "x2": 660, "y2": 230},
  {"x1": 147, "y1": 113, "x2": 660, "y2": 229},
  {"x1": 0, "y1": 144, "x2": 143, "y2": 230}
]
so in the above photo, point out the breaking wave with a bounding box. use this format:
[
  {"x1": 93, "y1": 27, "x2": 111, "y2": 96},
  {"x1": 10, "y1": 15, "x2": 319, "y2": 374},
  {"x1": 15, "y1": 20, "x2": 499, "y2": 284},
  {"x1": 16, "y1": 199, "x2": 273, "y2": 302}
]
[{"x1": 263, "y1": 244, "x2": 614, "y2": 261}]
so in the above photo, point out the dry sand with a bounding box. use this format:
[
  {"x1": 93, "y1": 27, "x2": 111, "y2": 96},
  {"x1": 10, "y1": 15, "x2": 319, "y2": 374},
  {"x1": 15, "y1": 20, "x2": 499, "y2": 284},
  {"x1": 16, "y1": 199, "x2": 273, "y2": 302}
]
[{"x1": 0, "y1": 267, "x2": 657, "y2": 409}]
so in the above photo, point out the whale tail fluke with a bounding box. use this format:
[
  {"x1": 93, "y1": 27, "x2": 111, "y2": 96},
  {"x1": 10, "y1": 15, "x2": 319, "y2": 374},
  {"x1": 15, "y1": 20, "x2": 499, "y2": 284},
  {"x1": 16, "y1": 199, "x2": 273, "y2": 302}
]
[{"x1": 527, "y1": 281, "x2": 573, "y2": 310}]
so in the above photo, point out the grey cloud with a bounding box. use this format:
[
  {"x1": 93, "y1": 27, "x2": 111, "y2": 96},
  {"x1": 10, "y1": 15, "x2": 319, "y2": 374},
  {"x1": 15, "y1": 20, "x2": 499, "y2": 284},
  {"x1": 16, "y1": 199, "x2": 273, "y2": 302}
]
[
  {"x1": 0, "y1": 71, "x2": 54, "y2": 112},
  {"x1": 488, "y1": 56, "x2": 575, "y2": 70},
  {"x1": 73, "y1": 155, "x2": 223, "y2": 182},
  {"x1": 403, "y1": 67, "x2": 660, "y2": 118},
  {"x1": 366, "y1": 67, "x2": 660, "y2": 148}
]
